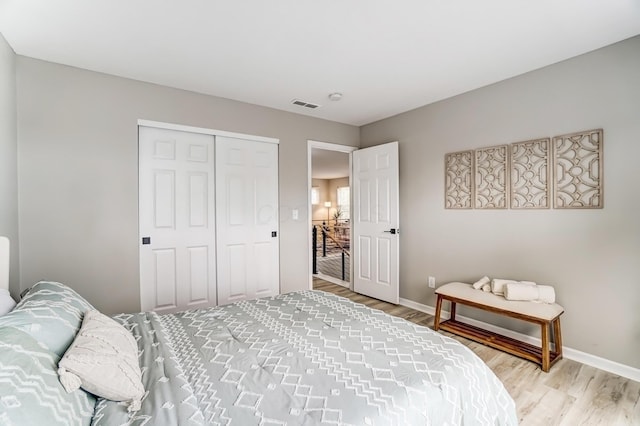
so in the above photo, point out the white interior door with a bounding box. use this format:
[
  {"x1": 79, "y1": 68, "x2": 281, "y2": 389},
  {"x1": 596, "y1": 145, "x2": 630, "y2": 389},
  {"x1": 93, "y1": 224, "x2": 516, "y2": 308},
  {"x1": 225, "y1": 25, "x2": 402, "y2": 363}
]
[
  {"x1": 139, "y1": 126, "x2": 216, "y2": 313},
  {"x1": 216, "y1": 136, "x2": 280, "y2": 305},
  {"x1": 353, "y1": 141, "x2": 399, "y2": 304}
]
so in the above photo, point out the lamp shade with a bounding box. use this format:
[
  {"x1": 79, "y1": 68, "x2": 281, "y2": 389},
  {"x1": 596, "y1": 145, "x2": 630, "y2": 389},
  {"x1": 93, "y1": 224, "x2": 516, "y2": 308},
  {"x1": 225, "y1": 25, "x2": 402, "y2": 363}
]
[{"x1": 324, "y1": 201, "x2": 332, "y2": 208}]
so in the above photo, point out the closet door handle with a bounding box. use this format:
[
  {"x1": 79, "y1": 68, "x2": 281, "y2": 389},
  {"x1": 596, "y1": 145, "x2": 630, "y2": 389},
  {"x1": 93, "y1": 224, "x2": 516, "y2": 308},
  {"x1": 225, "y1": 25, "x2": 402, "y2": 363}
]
[
  {"x1": 271, "y1": 231, "x2": 277, "y2": 237},
  {"x1": 142, "y1": 237, "x2": 151, "y2": 245}
]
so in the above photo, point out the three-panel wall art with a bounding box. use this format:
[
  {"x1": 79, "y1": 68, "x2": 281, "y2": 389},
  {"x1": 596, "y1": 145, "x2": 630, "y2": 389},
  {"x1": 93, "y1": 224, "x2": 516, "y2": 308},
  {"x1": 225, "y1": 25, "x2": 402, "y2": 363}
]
[{"x1": 445, "y1": 128, "x2": 603, "y2": 210}]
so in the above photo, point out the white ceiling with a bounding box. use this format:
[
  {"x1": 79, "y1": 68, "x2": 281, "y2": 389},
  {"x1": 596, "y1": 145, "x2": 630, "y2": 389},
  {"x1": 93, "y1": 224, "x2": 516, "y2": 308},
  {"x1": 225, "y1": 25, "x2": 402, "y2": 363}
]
[
  {"x1": 1, "y1": 0, "x2": 639, "y2": 126},
  {"x1": 311, "y1": 149, "x2": 349, "y2": 180}
]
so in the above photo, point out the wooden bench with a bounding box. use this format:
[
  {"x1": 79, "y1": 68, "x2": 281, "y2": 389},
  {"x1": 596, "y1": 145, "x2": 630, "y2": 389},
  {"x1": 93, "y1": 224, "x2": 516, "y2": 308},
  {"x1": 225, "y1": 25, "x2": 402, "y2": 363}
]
[{"x1": 434, "y1": 282, "x2": 564, "y2": 372}]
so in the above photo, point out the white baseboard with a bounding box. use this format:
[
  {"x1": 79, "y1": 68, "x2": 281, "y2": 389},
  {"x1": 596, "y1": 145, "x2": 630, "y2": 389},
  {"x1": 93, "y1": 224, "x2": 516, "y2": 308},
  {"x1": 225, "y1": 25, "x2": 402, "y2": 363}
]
[{"x1": 399, "y1": 297, "x2": 640, "y2": 383}]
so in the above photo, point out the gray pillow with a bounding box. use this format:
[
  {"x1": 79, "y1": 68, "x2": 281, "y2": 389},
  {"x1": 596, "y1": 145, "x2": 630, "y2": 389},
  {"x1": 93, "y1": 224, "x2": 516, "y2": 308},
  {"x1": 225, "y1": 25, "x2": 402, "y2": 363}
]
[
  {"x1": 0, "y1": 281, "x2": 94, "y2": 356},
  {"x1": 0, "y1": 327, "x2": 96, "y2": 426}
]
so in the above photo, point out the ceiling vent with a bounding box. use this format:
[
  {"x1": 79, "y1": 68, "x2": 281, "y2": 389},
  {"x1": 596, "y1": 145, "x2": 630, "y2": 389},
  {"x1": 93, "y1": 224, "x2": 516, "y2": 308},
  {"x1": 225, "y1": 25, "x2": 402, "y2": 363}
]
[{"x1": 292, "y1": 99, "x2": 320, "y2": 109}]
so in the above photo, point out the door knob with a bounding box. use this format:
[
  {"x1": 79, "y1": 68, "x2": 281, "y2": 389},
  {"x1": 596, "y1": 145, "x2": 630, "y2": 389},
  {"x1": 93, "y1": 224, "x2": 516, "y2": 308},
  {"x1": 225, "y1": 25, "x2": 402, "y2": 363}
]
[{"x1": 383, "y1": 228, "x2": 399, "y2": 234}]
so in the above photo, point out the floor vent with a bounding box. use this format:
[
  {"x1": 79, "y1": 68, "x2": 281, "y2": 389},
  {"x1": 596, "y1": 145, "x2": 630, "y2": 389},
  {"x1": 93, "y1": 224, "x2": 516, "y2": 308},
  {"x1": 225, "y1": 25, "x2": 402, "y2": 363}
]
[{"x1": 292, "y1": 99, "x2": 320, "y2": 109}]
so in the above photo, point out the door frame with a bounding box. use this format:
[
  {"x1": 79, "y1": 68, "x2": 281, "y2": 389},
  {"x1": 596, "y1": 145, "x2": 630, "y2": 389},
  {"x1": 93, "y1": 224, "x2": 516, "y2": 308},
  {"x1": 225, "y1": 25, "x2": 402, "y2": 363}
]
[
  {"x1": 138, "y1": 119, "x2": 279, "y2": 144},
  {"x1": 307, "y1": 140, "x2": 357, "y2": 290}
]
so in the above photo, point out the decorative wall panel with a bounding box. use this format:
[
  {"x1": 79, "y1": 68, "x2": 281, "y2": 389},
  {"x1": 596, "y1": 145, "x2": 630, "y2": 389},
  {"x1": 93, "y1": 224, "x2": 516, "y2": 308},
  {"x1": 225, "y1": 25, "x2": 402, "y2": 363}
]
[
  {"x1": 510, "y1": 138, "x2": 550, "y2": 209},
  {"x1": 553, "y1": 129, "x2": 603, "y2": 209},
  {"x1": 474, "y1": 145, "x2": 509, "y2": 209},
  {"x1": 444, "y1": 150, "x2": 474, "y2": 209}
]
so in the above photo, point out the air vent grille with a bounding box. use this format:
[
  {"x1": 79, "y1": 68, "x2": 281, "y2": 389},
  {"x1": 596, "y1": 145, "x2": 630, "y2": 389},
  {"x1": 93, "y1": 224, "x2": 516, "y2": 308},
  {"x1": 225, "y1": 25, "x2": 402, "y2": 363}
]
[{"x1": 292, "y1": 99, "x2": 320, "y2": 109}]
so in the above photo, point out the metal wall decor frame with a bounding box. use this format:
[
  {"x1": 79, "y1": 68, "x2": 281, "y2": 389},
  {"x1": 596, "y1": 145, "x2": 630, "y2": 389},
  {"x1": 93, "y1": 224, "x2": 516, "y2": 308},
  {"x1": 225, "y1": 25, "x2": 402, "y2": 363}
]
[
  {"x1": 552, "y1": 128, "x2": 603, "y2": 209},
  {"x1": 444, "y1": 150, "x2": 474, "y2": 209},
  {"x1": 474, "y1": 145, "x2": 509, "y2": 209},
  {"x1": 510, "y1": 138, "x2": 551, "y2": 209}
]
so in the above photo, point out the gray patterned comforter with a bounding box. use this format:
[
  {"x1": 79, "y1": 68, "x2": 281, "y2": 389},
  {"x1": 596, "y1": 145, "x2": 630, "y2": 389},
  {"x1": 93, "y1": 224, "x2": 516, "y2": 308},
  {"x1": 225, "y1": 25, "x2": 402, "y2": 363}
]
[{"x1": 92, "y1": 290, "x2": 517, "y2": 425}]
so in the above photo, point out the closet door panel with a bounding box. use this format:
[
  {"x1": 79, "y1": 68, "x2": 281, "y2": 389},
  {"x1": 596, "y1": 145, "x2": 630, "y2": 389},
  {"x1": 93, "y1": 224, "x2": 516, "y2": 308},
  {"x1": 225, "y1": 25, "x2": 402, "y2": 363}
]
[
  {"x1": 227, "y1": 244, "x2": 248, "y2": 300},
  {"x1": 153, "y1": 248, "x2": 177, "y2": 309},
  {"x1": 187, "y1": 245, "x2": 209, "y2": 304},
  {"x1": 139, "y1": 126, "x2": 217, "y2": 313},
  {"x1": 216, "y1": 136, "x2": 279, "y2": 305}
]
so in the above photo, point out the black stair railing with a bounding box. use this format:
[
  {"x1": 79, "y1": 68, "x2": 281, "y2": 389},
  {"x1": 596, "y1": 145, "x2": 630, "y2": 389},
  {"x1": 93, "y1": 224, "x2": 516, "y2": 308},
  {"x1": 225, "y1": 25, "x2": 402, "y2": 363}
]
[{"x1": 312, "y1": 224, "x2": 350, "y2": 282}]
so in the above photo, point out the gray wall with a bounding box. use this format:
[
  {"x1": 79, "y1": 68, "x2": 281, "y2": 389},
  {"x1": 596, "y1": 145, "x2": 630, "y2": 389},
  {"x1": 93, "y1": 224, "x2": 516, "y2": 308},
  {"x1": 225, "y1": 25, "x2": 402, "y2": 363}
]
[
  {"x1": 0, "y1": 33, "x2": 19, "y2": 299},
  {"x1": 360, "y1": 35, "x2": 640, "y2": 368},
  {"x1": 17, "y1": 57, "x2": 359, "y2": 315},
  {"x1": 312, "y1": 177, "x2": 350, "y2": 223}
]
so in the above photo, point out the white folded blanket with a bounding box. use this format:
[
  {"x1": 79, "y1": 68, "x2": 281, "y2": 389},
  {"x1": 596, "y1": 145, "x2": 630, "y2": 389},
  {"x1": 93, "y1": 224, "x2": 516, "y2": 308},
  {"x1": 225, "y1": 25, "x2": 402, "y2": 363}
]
[
  {"x1": 536, "y1": 285, "x2": 556, "y2": 304},
  {"x1": 491, "y1": 278, "x2": 517, "y2": 295},
  {"x1": 491, "y1": 278, "x2": 536, "y2": 295},
  {"x1": 504, "y1": 283, "x2": 556, "y2": 304},
  {"x1": 472, "y1": 276, "x2": 490, "y2": 290},
  {"x1": 503, "y1": 283, "x2": 538, "y2": 301}
]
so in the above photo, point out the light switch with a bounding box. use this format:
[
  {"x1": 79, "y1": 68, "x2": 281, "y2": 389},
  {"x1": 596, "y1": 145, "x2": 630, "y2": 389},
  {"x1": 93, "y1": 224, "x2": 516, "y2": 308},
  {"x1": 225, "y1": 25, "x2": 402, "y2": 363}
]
[{"x1": 292, "y1": 209, "x2": 299, "y2": 220}]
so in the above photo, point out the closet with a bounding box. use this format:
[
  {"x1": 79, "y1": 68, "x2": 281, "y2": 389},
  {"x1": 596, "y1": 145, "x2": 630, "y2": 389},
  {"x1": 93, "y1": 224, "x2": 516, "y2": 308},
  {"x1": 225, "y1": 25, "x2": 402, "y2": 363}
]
[{"x1": 138, "y1": 124, "x2": 279, "y2": 313}]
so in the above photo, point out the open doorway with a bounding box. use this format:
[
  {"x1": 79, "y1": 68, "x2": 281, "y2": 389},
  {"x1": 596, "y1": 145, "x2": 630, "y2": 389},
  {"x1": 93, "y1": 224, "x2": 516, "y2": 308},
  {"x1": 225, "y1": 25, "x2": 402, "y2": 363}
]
[{"x1": 308, "y1": 141, "x2": 356, "y2": 289}]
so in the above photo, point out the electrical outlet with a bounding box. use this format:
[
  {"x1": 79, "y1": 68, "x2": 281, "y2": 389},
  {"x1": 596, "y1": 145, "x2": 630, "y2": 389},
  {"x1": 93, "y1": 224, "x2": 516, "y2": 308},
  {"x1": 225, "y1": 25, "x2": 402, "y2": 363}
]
[{"x1": 428, "y1": 276, "x2": 436, "y2": 288}]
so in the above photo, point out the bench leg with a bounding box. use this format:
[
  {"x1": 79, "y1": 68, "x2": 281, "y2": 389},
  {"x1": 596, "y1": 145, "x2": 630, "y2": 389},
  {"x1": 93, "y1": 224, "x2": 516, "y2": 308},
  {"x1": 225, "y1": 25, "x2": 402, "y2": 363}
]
[
  {"x1": 553, "y1": 317, "x2": 563, "y2": 358},
  {"x1": 434, "y1": 295, "x2": 443, "y2": 330},
  {"x1": 541, "y1": 322, "x2": 550, "y2": 372},
  {"x1": 450, "y1": 301, "x2": 457, "y2": 322}
]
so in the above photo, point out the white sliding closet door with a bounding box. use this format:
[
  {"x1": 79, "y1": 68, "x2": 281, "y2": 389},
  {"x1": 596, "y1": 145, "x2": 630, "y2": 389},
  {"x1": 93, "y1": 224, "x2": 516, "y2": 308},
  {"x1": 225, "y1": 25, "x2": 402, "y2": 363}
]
[
  {"x1": 139, "y1": 126, "x2": 217, "y2": 313},
  {"x1": 216, "y1": 136, "x2": 280, "y2": 305}
]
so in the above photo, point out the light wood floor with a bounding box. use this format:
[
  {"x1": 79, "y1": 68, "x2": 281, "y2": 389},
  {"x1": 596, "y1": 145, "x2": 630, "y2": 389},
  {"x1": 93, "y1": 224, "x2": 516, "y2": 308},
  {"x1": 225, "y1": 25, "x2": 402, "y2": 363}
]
[{"x1": 313, "y1": 278, "x2": 640, "y2": 425}]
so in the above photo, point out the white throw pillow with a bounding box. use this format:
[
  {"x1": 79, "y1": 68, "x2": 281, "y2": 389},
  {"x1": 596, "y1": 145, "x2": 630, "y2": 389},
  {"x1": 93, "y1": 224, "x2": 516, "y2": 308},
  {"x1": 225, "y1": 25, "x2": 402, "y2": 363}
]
[
  {"x1": 0, "y1": 288, "x2": 16, "y2": 315},
  {"x1": 58, "y1": 310, "x2": 144, "y2": 411}
]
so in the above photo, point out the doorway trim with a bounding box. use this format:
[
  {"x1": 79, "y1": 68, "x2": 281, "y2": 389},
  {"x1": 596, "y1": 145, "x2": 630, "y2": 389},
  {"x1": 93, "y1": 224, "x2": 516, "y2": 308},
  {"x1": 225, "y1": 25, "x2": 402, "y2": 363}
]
[
  {"x1": 137, "y1": 119, "x2": 279, "y2": 144},
  {"x1": 307, "y1": 140, "x2": 358, "y2": 290}
]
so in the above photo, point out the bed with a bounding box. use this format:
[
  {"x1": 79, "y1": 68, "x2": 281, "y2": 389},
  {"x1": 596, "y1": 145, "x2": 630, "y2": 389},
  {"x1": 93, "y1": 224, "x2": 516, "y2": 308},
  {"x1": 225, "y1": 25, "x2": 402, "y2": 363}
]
[{"x1": 0, "y1": 242, "x2": 517, "y2": 425}]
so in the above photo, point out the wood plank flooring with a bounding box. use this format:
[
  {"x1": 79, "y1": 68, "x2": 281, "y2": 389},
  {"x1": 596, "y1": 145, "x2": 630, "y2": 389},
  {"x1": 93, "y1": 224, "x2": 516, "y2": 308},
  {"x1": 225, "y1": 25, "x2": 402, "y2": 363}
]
[{"x1": 313, "y1": 278, "x2": 640, "y2": 425}]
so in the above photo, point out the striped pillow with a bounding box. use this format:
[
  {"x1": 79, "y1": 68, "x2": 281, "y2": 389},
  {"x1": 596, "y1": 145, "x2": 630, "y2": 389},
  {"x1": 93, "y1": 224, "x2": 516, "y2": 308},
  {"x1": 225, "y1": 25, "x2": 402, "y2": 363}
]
[
  {"x1": 0, "y1": 327, "x2": 96, "y2": 425},
  {"x1": 0, "y1": 281, "x2": 94, "y2": 357}
]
